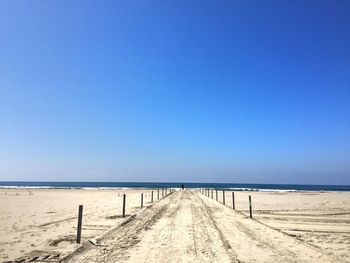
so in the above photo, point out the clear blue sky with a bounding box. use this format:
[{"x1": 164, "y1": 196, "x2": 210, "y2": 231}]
[{"x1": 1, "y1": 1, "x2": 349, "y2": 184}]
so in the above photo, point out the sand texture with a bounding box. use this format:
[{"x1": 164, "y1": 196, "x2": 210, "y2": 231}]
[
  {"x1": 1, "y1": 189, "x2": 349, "y2": 262},
  {"x1": 0, "y1": 188, "x2": 159, "y2": 262},
  {"x1": 218, "y1": 190, "x2": 350, "y2": 261}
]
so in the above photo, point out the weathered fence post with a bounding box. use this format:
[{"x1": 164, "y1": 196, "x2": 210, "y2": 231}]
[
  {"x1": 232, "y1": 192, "x2": 235, "y2": 210},
  {"x1": 141, "y1": 193, "x2": 144, "y2": 208},
  {"x1": 76, "y1": 205, "x2": 83, "y2": 244},
  {"x1": 249, "y1": 195, "x2": 252, "y2": 218},
  {"x1": 216, "y1": 189, "x2": 218, "y2": 201},
  {"x1": 157, "y1": 188, "x2": 160, "y2": 200},
  {"x1": 223, "y1": 190, "x2": 225, "y2": 205},
  {"x1": 211, "y1": 189, "x2": 213, "y2": 199},
  {"x1": 122, "y1": 194, "x2": 126, "y2": 217},
  {"x1": 151, "y1": 190, "x2": 154, "y2": 203}
]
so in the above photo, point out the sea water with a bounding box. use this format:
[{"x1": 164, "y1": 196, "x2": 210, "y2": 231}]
[{"x1": 0, "y1": 181, "x2": 349, "y2": 192}]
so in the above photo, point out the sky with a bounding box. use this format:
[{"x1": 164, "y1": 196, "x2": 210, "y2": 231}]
[{"x1": 1, "y1": 1, "x2": 350, "y2": 184}]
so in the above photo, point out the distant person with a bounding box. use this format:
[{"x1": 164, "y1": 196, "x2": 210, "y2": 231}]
[{"x1": 181, "y1": 184, "x2": 184, "y2": 190}]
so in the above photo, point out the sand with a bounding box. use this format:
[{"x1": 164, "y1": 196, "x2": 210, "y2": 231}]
[
  {"x1": 219, "y1": 190, "x2": 350, "y2": 261},
  {"x1": 0, "y1": 189, "x2": 349, "y2": 262},
  {"x1": 0, "y1": 188, "x2": 159, "y2": 262}
]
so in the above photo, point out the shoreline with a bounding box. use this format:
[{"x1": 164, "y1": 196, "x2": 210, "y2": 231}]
[
  {"x1": 1, "y1": 181, "x2": 349, "y2": 193},
  {"x1": 1, "y1": 186, "x2": 350, "y2": 193}
]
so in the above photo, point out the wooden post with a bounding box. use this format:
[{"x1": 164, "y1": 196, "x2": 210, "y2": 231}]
[
  {"x1": 223, "y1": 190, "x2": 225, "y2": 205},
  {"x1": 216, "y1": 189, "x2": 218, "y2": 201},
  {"x1": 249, "y1": 195, "x2": 252, "y2": 218},
  {"x1": 232, "y1": 192, "x2": 235, "y2": 210},
  {"x1": 76, "y1": 205, "x2": 83, "y2": 244},
  {"x1": 157, "y1": 188, "x2": 159, "y2": 200},
  {"x1": 141, "y1": 193, "x2": 144, "y2": 208},
  {"x1": 122, "y1": 194, "x2": 126, "y2": 217},
  {"x1": 151, "y1": 190, "x2": 154, "y2": 203},
  {"x1": 211, "y1": 189, "x2": 213, "y2": 198}
]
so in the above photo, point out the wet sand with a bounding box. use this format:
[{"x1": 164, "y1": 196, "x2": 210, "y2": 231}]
[{"x1": 1, "y1": 189, "x2": 349, "y2": 262}]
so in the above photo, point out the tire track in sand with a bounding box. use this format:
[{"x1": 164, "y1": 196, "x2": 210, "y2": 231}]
[
  {"x1": 189, "y1": 191, "x2": 239, "y2": 262},
  {"x1": 126, "y1": 190, "x2": 236, "y2": 263},
  {"x1": 61, "y1": 191, "x2": 238, "y2": 263},
  {"x1": 197, "y1": 191, "x2": 347, "y2": 263},
  {"x1": 60, "y1": 192, "x2": 177, "y2": 263},
  {"x1": 60, "y1": 190, "x2": 343, "y2": 263}
]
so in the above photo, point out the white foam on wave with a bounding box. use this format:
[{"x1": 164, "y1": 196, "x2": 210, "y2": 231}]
[
  {"x1": 0, "y1": 185, "x2": 177, "y2": 190},
  {"x1": 227, "y1": 187, "x2": 299, "y2": 192}
]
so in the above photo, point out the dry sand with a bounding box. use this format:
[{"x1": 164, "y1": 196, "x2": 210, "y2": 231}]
[
  {"x1": 0, "y1": 188, "x2": 159, "y2": 262},
  {"x1": 218, "y1": 190, "x2": 350, "y2": 261},
  {"x1": 1, "y1": 189, "x2": 349, "y2": 262}
]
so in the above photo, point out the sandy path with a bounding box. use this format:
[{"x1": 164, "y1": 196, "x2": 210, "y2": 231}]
[{"x1": 58, "y1": 190, "x2": 345, "y2": 263}]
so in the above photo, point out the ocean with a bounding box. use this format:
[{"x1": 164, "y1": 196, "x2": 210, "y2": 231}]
[{"x1": 0, "y1": 181, "x2": 349, "y2": 192}]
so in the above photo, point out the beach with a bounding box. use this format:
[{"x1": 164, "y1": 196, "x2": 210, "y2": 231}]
[
  {"x1": 0, "y1": 189, "x2": 349, "y2": 262},
  {"x1": 0, "y1": 188, "x2": 157, "y2": 262}
]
